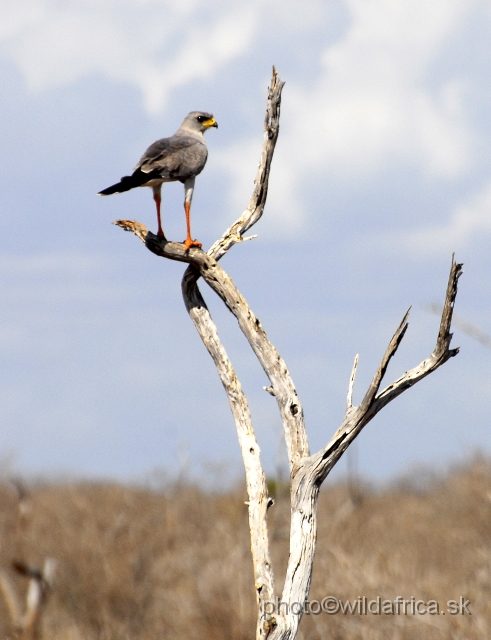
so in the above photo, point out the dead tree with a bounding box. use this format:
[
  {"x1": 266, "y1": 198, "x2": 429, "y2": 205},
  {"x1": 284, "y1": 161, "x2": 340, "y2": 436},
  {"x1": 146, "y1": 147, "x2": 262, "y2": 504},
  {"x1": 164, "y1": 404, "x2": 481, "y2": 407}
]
[
  {"x1": 0, "y1": 559, "x2": 56, "y2": 640},
  {"x1": 115, "y1": 68, "x2": 462, "y2": 640},
  {"x1": 0, "y1": 481, "x2": 56, "y2": 640}
]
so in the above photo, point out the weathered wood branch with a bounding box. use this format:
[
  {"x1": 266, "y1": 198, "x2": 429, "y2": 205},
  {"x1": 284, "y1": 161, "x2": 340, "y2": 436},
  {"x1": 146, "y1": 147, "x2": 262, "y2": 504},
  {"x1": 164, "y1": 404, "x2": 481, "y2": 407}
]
[
  {"x1": 114, "y1": 222, "x2": 461, "y2": 639},
  {"x1": 119, "y1": 222, "x2": 277, "y2": 626},
  {"x1": 264, "y1": 257, "x2": 462, "y2": 640},
  {"x1": 115, "y1": 67, "x2": 463, "y2": 640},
  {"x1": 195, "y1": 69, "x2": 309, "y2": 472},
  {"x1": 318, "y1": 257, "x2": 462, "y2": 485},
  {"x1": 116, "y1": 211, "x2": 462, "y2": 640},
  {"x1": 207, "y1": 66, "x2": 285, "y2": 262},
  {"x1": 180, "y1": 268, "x2": 275, "y2": 633},
  {"x1": 115, "y1": 220, "x2": 281, "y2": 637},
  {"x1": 116, "y1": 70, "x2": 308, "y2": 475},
  {"x1": 116, "y1": 221, "x2": 308, "y2": 474}
]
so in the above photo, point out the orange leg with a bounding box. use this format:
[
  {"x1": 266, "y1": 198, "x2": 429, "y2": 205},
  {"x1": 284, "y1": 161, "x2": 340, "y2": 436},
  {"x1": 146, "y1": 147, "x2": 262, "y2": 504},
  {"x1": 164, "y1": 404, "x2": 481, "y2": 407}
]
[
  {"x1": 153, "y1": 193, "x2": 164, "y2": 237},
  {"x1": 183, "y1": 201, "x2": 202, "y2": 250}
]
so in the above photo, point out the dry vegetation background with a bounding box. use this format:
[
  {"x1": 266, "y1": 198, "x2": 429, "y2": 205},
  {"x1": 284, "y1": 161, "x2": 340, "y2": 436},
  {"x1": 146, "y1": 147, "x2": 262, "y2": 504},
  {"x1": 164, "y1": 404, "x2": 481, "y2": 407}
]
[{"x1": 0, "y1": 457, "x2": 490, "y2": 640}]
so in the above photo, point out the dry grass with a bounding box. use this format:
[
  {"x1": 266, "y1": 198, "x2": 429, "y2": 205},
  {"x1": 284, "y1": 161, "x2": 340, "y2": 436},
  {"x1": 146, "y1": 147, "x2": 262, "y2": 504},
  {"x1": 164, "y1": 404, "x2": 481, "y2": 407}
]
[{"x1": 0, "y1": 457, "x2": 490, "y2": 639}]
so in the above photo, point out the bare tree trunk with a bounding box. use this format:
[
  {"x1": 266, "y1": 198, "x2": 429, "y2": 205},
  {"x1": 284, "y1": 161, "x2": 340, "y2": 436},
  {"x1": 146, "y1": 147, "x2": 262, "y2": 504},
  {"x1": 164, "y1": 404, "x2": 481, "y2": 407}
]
[{"x1": 115, "y1": 68, "x2": 462, "y2": 640}]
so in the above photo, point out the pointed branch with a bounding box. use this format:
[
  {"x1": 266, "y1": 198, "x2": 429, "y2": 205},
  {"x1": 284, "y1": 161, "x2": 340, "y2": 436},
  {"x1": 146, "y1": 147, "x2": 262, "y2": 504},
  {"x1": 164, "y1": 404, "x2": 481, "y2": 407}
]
[
  {"x1": 359, "y1": 308, "x2": 410, "y2": 412},
  {"x1": 182, "y1": 68, "x2": 309, "y2": 472},
  {"x1": 434, "y1": 254, "x2": 461, "y2": 360},
  {"x1": 115, "y1": 221, "x2": 275, "y2": 634},
  {"x1": 309, "y1": 257, "x2": 462, "y2": 484},
  {"x1": 207, "y1": 66, "x2": 285, "y2": 262},
  {"x1": 180, "y1": 274, "x2": 275, "y2": 633},
  {"x1": 346, "y1": 354, "x2": 359, "y2": 411},
  {"x1": 116, "y1": 220, "x2": 309, "y2": 471},
  {"x1": 114, "y1": 68, "x2": 308, "y2": 477},
  {"x1": 261, "y1": 258, "x2": 464, "y2": 640},
  {"x1": 375, "y1": 257, "x2": 461, "y2": 409}
]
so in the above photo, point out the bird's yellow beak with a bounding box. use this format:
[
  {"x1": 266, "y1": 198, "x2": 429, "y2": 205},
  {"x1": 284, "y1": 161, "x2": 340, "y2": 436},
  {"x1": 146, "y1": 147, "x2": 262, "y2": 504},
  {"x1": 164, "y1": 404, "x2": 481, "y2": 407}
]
[{"x1": 203, "y1": 117, "x2": 218, "y2": 128}]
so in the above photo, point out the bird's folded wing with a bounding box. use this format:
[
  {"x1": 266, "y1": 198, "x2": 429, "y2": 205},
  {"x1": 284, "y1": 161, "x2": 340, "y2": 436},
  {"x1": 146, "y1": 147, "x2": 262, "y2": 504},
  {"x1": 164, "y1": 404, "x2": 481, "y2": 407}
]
[{"x1": 134, "y1": 135, "x2": 206, "y2": 179}]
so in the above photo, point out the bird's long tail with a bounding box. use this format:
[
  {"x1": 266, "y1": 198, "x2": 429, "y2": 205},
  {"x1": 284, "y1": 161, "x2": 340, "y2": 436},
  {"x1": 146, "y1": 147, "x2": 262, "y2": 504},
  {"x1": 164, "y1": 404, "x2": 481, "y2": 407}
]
[{"x1": 98, "y1": 169, "x2": 155, "y2": 195}]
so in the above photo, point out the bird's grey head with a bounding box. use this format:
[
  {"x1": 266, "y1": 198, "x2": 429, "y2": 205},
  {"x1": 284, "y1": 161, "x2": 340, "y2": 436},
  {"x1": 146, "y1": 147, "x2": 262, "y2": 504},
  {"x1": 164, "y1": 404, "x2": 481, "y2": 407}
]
[{"x1": 180, "y1": 111, "x2": 218, "y2": 134}]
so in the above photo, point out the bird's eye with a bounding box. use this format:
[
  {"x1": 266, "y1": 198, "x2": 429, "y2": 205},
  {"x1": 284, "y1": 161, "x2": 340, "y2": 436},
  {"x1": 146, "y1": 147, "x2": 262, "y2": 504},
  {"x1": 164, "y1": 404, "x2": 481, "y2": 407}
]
[{"x1": 196, "y1": 116, "x2": 206, "y2": 123}]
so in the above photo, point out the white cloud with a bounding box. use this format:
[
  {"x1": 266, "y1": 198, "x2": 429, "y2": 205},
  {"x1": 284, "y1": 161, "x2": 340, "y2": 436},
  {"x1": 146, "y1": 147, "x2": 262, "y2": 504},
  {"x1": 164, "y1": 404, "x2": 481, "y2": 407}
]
[
  {"x1": 2, "y1": 1, "x2": 491, "y2": 481},
  {"x1": 403, "y1": 180, "x2": 491, "y2": 255},
  {"x1": 0, "y1": 0, "x2": 259, "y2": 113},
  {"x1": 213, "y1": 0, "x2": 484, "y2": 230},
  {"x1": 0, "y1": 251, "x2": 106, "y2": 275},
  {"x1": 1, "y1": 0, "x2": 489, "y2": 231},
  {"x1": 286, "y1": 0, "x2": 475, "y2": 177},
  {"x1": 346, "y1": 178, "x2": 491, "y2": 260}
]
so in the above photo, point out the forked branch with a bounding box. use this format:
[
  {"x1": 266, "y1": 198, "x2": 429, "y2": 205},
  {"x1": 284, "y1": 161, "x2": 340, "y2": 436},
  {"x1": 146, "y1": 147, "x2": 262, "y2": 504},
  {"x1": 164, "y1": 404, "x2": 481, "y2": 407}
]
[
  {"x1": 114, "y1": 71, "x2": 288, "y2": 632},
  {"x1": 320, "y1": 257, "x2": 462, "y2": 485},
  {"x1": 181, "y1": 266, "x2": 275, "y2": 630},
  {"x1": 115, "y1": 66, "x2": 462, "y2": 640},
  {"x1": 198, "y1": 67, "x2": 310, "y2": 471},
  {"x1": 266, "y1": 259, "x2": 461, "y2": 640}
]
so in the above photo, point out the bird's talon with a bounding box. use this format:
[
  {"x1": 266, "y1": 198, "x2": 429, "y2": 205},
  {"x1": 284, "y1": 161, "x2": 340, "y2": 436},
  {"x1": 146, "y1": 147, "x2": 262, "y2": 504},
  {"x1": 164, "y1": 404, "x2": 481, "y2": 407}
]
[{"x1": 183, "y1": 239, "x2": 202, "y2": 251}]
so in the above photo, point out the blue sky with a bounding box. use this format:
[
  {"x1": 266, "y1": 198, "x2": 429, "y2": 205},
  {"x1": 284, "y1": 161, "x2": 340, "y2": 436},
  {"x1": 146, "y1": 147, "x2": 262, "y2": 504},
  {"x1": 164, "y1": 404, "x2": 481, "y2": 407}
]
[{"x1": 0, "y1": 0, "x2": 490, "y2": 484}]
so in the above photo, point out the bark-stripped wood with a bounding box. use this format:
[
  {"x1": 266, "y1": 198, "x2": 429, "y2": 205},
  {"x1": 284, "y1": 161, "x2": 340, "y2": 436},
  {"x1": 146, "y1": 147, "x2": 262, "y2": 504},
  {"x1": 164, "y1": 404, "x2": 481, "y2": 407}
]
[
  {"x1": 197, "y1": 68, "x2": 309, "y2": 472},
  {"x1": 181, "y1": 268, "x2": 275, "y2": 635},
  {"x1": 207, "y1": 67, "x2": 285, "y2": 261},
  {"x1": 268, "y1": 259, "x2": 462, "y2": 640},
  {"x1": 115, "y1": 67, "x2": 462, "y2": 640}
]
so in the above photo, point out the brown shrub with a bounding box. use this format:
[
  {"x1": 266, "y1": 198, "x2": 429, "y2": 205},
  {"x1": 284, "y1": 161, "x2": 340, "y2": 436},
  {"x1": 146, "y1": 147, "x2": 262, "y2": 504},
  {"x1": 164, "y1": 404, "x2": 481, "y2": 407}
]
[{"x1": 0, "y1": 458, "x2": 489, "y2": 639}]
